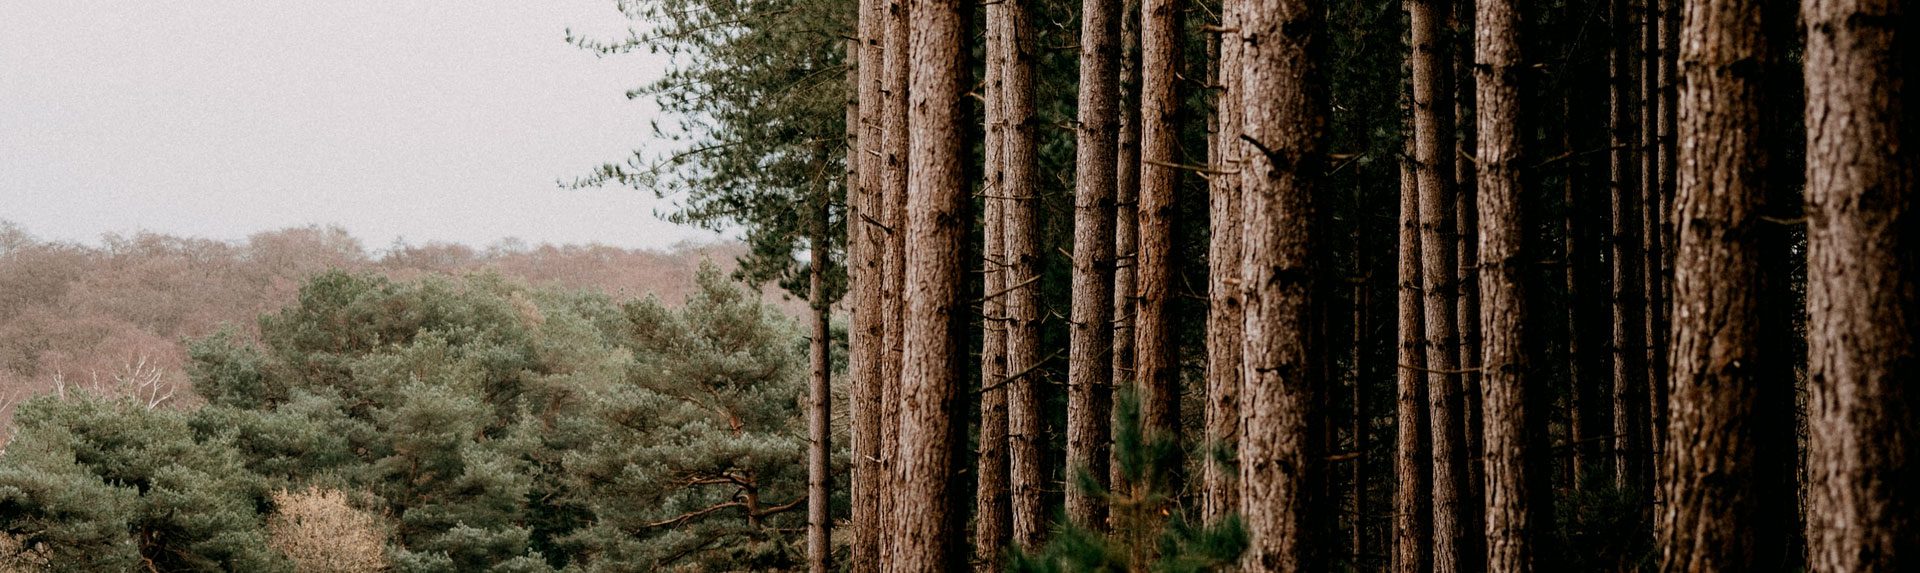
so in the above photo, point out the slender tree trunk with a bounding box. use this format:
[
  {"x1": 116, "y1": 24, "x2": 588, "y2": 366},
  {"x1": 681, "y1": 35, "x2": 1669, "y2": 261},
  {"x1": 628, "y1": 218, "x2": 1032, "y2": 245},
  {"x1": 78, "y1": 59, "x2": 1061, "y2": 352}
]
[
  {"x1": 1607, "y1": 0, "x2": 1649, "y2": 498},
  {"x1": 1067, "y1": 0, "x2": 1121, "y2": 531},
  {"x1": 1135, "y1": 0, "x2": 1182, "y2": 443},
  {"x1": 1393, "y1": 100, "x2": 1433, "y2": 573},
  {"x1": 850, "y1": 0, "x2": 885, "y2": 564},
  {"x1": 876, "y1": 0, "x2": 911, "y2": 563},
  {"x1": 1352, "y1": 279, "x2": 1370, "y2": 567},
  {"x1": 975, "y1": 6, "x2": 1010, "y2": 563},
  {"x1": 1474, "y1": 0, "x2": 1546, "y2": 568},
  {"x1": 891, "y1": 0, "x2": 970, "y2": 565},
  {"x1": 1640, "y1": 0, "x2": 1669, "y2": 503},
  {"x1": 1803, "y1": 1, "x2": 1917, "y2": 570},
  {"x1": 1000, "y1": 0, "x2": 1045, "y2": 547},
  {"x1": 1111, "y1": 0, "x2": 1142, "y2": 498},
  {"x1": 1410, "y1": 0, "x2": 1474, "y2": 568},
  {"x1": 1235, "y1": 0, "x2": 1326, "y2": 565},
  {"x1": 1562, "y1": 83, "x2": 1594, "y2": 494},
  {"x1": 1660, "y1": 0, "x2": 1794, "y2": 567},
  {"x1": 807, "y1": 178, "x2": 834, "y2": 573},
  {"x1": 1452, "y1": 0, "x2": 1486, "y2": 528},
  {"x1": 1204, "y1": 0, "x2": 1244, "y2": 525}
]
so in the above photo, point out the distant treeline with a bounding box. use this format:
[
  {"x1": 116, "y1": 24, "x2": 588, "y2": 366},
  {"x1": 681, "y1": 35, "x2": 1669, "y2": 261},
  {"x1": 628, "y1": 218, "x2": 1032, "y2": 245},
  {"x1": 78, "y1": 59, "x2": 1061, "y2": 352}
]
[{"x1": 0, "y1": 222, "x2": 800, "y2": 436}]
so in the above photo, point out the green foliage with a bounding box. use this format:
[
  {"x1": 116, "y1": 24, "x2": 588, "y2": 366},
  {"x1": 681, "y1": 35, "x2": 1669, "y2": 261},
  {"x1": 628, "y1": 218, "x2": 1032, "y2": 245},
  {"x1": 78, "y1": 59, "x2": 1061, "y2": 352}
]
[
  {"x1": 0, "y1": 264, "x2": 834, "y2": 571},
  {"x1": 1553, "y1": 481, "x2": 1654, "y2": 571},
  {"x1": 1010, "y1": 392, "x2": 1247, "y2": 573}
]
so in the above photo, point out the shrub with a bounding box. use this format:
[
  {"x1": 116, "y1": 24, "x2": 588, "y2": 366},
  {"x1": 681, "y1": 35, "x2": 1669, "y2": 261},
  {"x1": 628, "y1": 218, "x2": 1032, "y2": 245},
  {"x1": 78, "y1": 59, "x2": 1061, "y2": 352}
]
[{"x1": 267, "y1": 487, "x2": 391, "y2": 573}]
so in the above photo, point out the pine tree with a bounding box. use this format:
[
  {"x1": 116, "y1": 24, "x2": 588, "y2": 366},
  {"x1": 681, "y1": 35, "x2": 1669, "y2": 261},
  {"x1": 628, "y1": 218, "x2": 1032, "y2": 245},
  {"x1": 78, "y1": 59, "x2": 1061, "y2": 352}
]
[{"x1": 1067, "y1": 0, "x2": 1122, "y2": 532}]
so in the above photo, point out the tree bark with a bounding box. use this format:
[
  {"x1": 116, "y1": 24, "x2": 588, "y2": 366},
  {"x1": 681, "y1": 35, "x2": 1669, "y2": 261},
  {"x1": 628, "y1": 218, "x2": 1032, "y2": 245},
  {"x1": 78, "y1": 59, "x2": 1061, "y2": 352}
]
[
  {"x1": 1452, "y1": 0, "x2": 1486, "y2": 528},
  {"x1": 850, "y1": 0, "x2": 885, "y2": 563},
  {"x1": 1111, "y1": 0, "x2": 1142, "y2": 498},
  {"x1": 1474, "y1": 0, "x2": 1546, "y2": 568},
  {"x1": 877, "y1": 0, "x2": 911, "y2": 562},
  {"x1": 974, "y1": 4, "x2": 1010, "y2": 563},
  {"x1": 807, "y1": 174, "x2": 834, "y2": 573},
  {"x1": 1659, "y1": 0, "x2": 1795, "y2": 567},
  {"x1": 1562, "y1": 84, "x2": 1596, "y2": 493},
  {"x1": 1067, "y1": 0, "x2": 1121, "y2": 531},
  {"x1": 1640, "y1": 0, "x2": 1670, "y2": 502},
  {"x1": 1135, "y1": 0, "x2": 1182, "y2": 443},
  {"x1": 1204, "y1": 0, "x2": 1245, "y2": 525},
  {"x1": 1410, "y1": 0, "x2": 1474, "y2": 568},
  {"x1": 890, "y1": 0, "x2": 970, "y2": 565},
  {"x1": 1393, "y1": 97, "x2": 1433, "y2": 573},
  {"x1": 1000, "y1": 0, "x2": 1046, "y2": 548},
  {"x1": 1607, "y1": 0, "x2": 1649, "y2": 498},
  {"x1": 1803, "y1": 0, "x2": 1918, "y2": 570},
  {"x1": 1235, "y1": 0, "x2": 1326, "y2": 566}
]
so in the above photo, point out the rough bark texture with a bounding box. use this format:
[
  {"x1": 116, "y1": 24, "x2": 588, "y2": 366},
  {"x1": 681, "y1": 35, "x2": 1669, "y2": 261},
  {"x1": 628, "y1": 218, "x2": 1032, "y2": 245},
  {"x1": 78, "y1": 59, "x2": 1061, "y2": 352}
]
[
  {"x1": 1066, "y1": 0, "x2": 1120, "y2": 531},
  {"x1": 1607, "y1": 0, "x2": 1649, "y2": 497},
  {"x1": 1203, "y1": 0, "x2": 1244, "y2": 525},
  {"x1": 975, "y1": 6, "x2": 1009, "y2": 564},
  {"x1": 890, "y1": 0, "x2": 969, "y2": 565},
  {"x1": 850, "y1": 0, "x2": 885, "y2": 563},
  {"x1": 1135, "y1": 0, "x2": 1181, "y2": 442},
  {"x1": 807, "y1": 187, "x2": 834, "y2": 573},
  {"x1": 1803, "y1": 0, "x2": 1917, "y2": 570},
  {"x1": 1394, "y1": 132, "x2": 1433, "y2": 573},
  {"x1": 1111, "y1": 0, "x2": 1142, "y2": 497},
  {"x1": 1659, "y1": 1, "x2": 1795, "y2": 568},
  {"x1": 1235, "y1": 0, "x2": 1326, "y2": 566},
  {"x1": 1000, "y1": 0, "x2": 1046, "y2": 548},
  {"x1": 877, "y1": 0, "x2": 911, "y2": 562},
  {"x1": 1474, "y1": 0, "x2": 1544, "y2": 568},
  {"x1": 1409, "y1": 0, "x2": 1474, "y2": 569}
]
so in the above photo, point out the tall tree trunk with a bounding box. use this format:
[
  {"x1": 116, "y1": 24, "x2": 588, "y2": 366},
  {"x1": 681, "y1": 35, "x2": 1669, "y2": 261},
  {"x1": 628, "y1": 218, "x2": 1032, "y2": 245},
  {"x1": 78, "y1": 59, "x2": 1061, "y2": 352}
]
[
  {"x1": 974, "y1": 6, "x2": 1010, "y2": 563},
  {"x1": 1452, "y1": 0, "x2": 1486, "y2": 527},
  {"x1": 891, "y1": 0, "x2": 969, "y2": 565},
  {"x1": 1135, "y1": 0, "x2": 1182, "y2": 443},
  {"x1": 1000, "y1": 0, "x2": 1046, "y2": 548},
  {"x1": 1474, "y1": 0, "x2": 1546, "y2": 568},
  {"x1": 1067, "y1": 0, "x2": 1121, "y2": 531},
  {"x1": 1562, "y1": 83, "x2": 1595, "y2": 493},
  {"x1": 1410, "y1": 0, "x2": 1474, "y2": 568},
  {"x1": 877, "y1": 0, "x2": 912, "y2": 562},
  {"x1": 1235, "y1": 0, "x2": 1326, "y2": 565},
  {"x1": 1204, "y1": 0, "x2": 1245, "y2": 525},
  {"x1": 850, "y1": 0, "x2": 885, "y2": 564},
  {"x1": 807, "y1": 177, "x2": 834, "y2": 573},
  {"x1": 1640, "y1": 0, "x2": 1669, "y2": 502},
  {"x1": 1393, "y1": 103, "x2": 1433, "y2": 573},
  {"x1": 1607, "y1": 0, "x2": 1649, "y2": 498},
  {"x1": 1803, "y1": 0, "x2": 1917, "y2": 570},
  {"x1": 1111, "y1": 0, "x2": 1143, "y2": 498},
  {"x1": 1660, "y1": 0, "x2": 1795, "y2": 567},
  {"x1": 1352, "y1": 279, "x2": 1370, "y2": 567}
]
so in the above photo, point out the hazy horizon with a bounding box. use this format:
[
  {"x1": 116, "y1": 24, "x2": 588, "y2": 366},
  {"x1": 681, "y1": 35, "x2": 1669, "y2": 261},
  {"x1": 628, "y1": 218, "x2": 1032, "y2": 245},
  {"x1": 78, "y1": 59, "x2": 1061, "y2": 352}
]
[{"x1": 1, "y1": 0, "x2": 722, "y2": 250}]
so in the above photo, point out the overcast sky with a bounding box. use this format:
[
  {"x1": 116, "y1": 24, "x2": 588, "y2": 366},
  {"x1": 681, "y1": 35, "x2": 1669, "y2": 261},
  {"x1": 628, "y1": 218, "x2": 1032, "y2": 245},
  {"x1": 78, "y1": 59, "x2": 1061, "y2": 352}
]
[{"x1": 0, "y1": 0, "x2": 718, "y2": 250}]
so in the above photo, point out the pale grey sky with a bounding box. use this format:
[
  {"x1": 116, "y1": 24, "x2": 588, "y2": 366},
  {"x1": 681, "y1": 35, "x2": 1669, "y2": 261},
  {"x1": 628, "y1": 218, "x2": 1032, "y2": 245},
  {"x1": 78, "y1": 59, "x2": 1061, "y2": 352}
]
[{"x1": 0, "y1": 0, "x2": 718, "y2": 249}]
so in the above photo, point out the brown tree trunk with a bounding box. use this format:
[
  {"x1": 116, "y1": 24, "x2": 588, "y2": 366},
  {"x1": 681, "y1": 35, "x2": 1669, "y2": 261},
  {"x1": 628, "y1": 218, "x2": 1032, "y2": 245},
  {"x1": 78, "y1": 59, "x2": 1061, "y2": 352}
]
[
  {"x1": 1607, "y1": 0, "x2": 1649, "y2": 498},
  {"x1": 1234, "y1": 0, "x2": 1326, "y2": 565},
  {"x1": 1066, "y1": 0, "x2": 1121, "y2": 531},
  {"x1": 1660, "y1": 0, "x2": 1795, "y2": 567},
  {"x1": 1393, "y1": 99, "x2": 1433, "y2": 573},
  {"x1": 1639, "y1": 0, "x2": 1669, "y2": 502},
  {"x1": 1803, "y1": 0, "x2": 1918, "y2": 570},
  {"x1": 974, "y1": 5, "x2": 1010, "y2": 563},
  {"x1": 807, "y1": 174, "x2": 834, "y2": 573},
  {"x1": 1111, "y1": 0, "x2": 1142, "y2": 498},
  {"x1": 1562, "y1": 85, "x2": 1595, "y2": 493},
  {"x1": 1474, "y1": 0, "x2": 1546, "y2": 568},
  {"x1": 877, "y1": 0, "x2": 911, "y2": 562},
  {"x1": 1352, "y1": 279, "x2": 1370, "y2": 567},
  {"x1": 890, "y1": 0, "x2": 970, "y2": 565},
  {"x1": 850, "y1": 0, "x2": 885, "y2": 564},
  {"x1": 1410, "y1": 0, "x2": 1474, "y2": 568},
  {"x1": 1204, "y1": 0, "x2": 1244, "y2": 525},
  {"x1": 1000, "y1": 0, "x2": 1045, "y2": 548},
  {"x1": 1452, "y1": 0, "x2": 1486, "y2": 528},
  {"x1": 1135, "y1": 0, "x2": 1182, "y2": 443}
]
